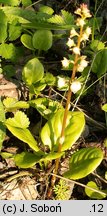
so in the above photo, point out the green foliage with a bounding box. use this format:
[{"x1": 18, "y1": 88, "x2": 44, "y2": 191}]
[
  {"x1": 6, "y1": 111, "x2": 30, "y2": 128},
  {"x1": 39, "y1": 5, "x2": 54, "y2": 15},
  {"x1": 14, "y1": 151, "x2": 64, "y2": 168},
  {"x1": 92, "y1": 49, "x2": 107, "y2": 77},
  {"x1": 0, "y1": 0, "x2": 20, "y2": 6},
  {"x1": 90, "y1": 40, "x2": 105, "y2": 51},
  {"x1": 41, "y1": 110, "x2": 85, "y2": 151},
  {"x1": 3, "y1": 65, "x2": 15, "y2": 78},
  {"x1": 14, "y1": 151, "x2": 41, "y2": 168},
  {"x1": 0, "y1": 10, "x2": 7, "y2": 43},
  {"x1": 63, "y1": 147, "x2": 103, "y2": 180},
  {"x1": 3, "y1": 97, "x2": 29, "y2": 112},
  {"x1": 5, "y1": 112, "x2": 40, "y2": 152},
  {"x1": 0, "y1": 100, "x2": 6, "y2": 150},
  {"x1": 48, "y1": 10, "x2": 74, "y2": 25},
  {"x1": 22, "y1": 58, "x2": 44, "y2": 86},
  {"x1": 22, "y1": 0, "x2": 32, "y2": 7},
  {"x1": 9, "y1": 19, "x2": 22, "y2": 41},
  {"x1": 102, "y1": 104, "x2": 107, "y2": 112},
  {"x1": 0, "y1": 151, "x2": 13, "y2": 159},
  {"x1": 32, "y1": 30, "x2": 53, "y2": 51},
  {"x1": 29, "y1": 97, "x2": 62, "y2": 119},
  {"x1": 0, "y1": 43, "x2": 16, "y2": 60},
  {"x1": 54, "y1": 179, "x2": 70, "y2": 200},
  {"x1": 21, "y1": 34, "x2": 34, "y2": 50},
  {"x1": 85, "y1": 181, "x2": 107, "y2": 199}
]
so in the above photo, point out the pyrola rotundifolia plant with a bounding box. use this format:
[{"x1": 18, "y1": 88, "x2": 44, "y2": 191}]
[{"x1": 49, "y1": 4, "x2": 93, "y2": 192}]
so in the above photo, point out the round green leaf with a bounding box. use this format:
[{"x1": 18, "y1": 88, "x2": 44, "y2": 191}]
[
  {"x1": 22, "y1": 57, "x2": 44, "y2": 86},
  {"x1": 14, "y1": 152, "x2": 41, "y2": 168},
  {"x1": 41, "y1": 110, "x2": 85, "y2": 151},
  {"x1": 32, "y1": 30, "x2": 53, "y2": 51},
  {"x1": 64, "y1": 147, "x2": 103, "y2": 180},
  {"x1": 85, "y1": 181, "x2": 106, "y2": 199},
  {"x1": 21, "y1": 34, "x2": 34, "y2": 50}
]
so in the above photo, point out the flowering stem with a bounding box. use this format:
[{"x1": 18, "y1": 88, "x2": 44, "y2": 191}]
[{"x1": 47, "y1": 26, "x2": 83, "y2": 197}]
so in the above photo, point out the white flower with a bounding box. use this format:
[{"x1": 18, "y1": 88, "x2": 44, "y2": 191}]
[
  {"x1": 81, "y1": 4, "x2": 92, "y2": 18},
  {"x1": 70, "y1": 28, "x2": 78, "y2": 38},
  {"x1": 76, "y1": 18, "x2": 85, "y2": 27},
  {"x1": 77, "y1": 65, "x2": 84, "y2": 72},
  {"x1": 72, "y1": 46, "x2": 80, "y2": 55},
  {"x1": 74, "y1": 8, "x2": 81, "y2": 16},
  {"x1": 81, "y1": 33, "x2": 89, "y2": 41},
  {"x1": 57, "y1": 76, "x2": 66, "y2": 88},
  {"x1": 66, "y1": 38, "x2": 75, "y2": 48},
  {"x1": 61, "y1": 57, "x2": 70, "y2": 68},
  {"x1": 70, "y1": 81, "x2": 82, "y2": 94},
  {"x1": 74, "y1": 4, "x2": 91, "y2": 19},
  {"x1": 80, "y1": 59, "x2": 88, "y2": 68},
  {"x1": 77, "y1": 56, "x2": 88, "y2": 72},
  {"x1": 81, "y1": 27, "x2": 91, "y2": 41},
  {"x1": 85, "y1": 27, "x2": 91, "y2": 35}
]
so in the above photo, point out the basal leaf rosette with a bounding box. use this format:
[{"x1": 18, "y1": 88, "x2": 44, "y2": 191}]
[{"x1": 41, "y1": 109, "x2": 85, "y2": 151}]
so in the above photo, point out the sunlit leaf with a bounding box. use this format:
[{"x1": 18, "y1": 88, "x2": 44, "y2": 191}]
[
  {"x1": 22, "y1": 57, "x2": 44, "y2": 86},
  {"x1": 0, "y1": 43, "x2": 16, "y2": 60},
  {"x1": 21, "y1": 34, "x2": 34, "y2": 50},
  {"x1": 41, "y1": 110, "x2": 85, "y2": 151},
  {"x1": 0, "y1": 0, "x2": 20, "y2": 6},
  {"x1": 32, "y1": 30, "x2": 53, "y2": 51},
  {"x1": 14, "y1": 152, "x2": 41, "y2": 168},
  {"x1": 48, "y1": 15, "x2": 64, "y2": 24},
  {"x1": 64, "y1": 147, "x2": 103, "y2": 180},
  {"x1": 39, "y1": 5, "x2": 54, "y2": 15},
  {"x1": 0, "y1": 152, "x2": 13, "y2": 159},
  {"x1": 102, "y1": 104, "x2": 107, "y2": 112},
  {"x1": 85, "y1": 181, "x2": 107, "y2": 199},
  {"x1": 5, "y1": 124, "x2": 40, "y2": 152},
  {"x1": 3, "y1": 97, "x2": 29, "y2": 112},
  {"x1": 6, "y1": 111, "x2": 30, "y2": 128},
  {"x1": 0, "y1": 10, "x2": 7, "y2": 43}
]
